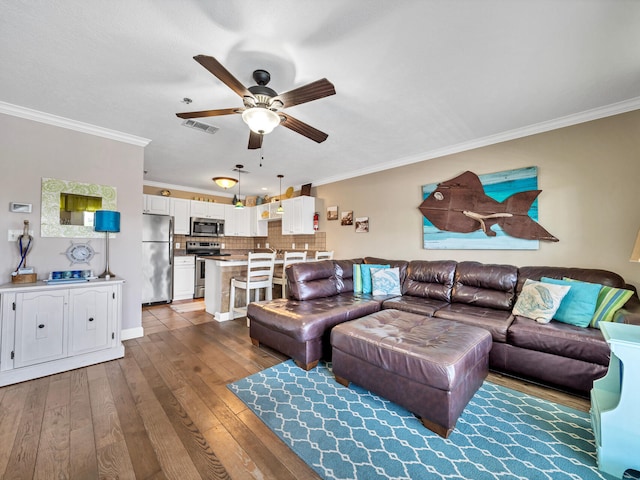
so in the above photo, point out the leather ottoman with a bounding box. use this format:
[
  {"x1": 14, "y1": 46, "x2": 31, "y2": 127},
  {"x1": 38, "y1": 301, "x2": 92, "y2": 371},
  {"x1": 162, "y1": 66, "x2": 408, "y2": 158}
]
[{"x1": 331, "y1": 309, "x2": 492, "y2": 438}]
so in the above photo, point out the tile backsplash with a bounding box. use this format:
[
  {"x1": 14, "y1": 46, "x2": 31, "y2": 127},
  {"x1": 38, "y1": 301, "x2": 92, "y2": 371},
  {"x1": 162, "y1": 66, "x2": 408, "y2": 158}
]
[{"x1": 174, "y1": 219, "x2": 325, "y2": 255}]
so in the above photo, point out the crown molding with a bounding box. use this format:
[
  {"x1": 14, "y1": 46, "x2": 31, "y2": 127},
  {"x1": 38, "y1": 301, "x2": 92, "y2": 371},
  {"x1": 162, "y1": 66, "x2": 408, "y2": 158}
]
[
  {"x1": 144, "y1": 180, "x2": 235, "y2": 199},
  {"x1": 313, "y1": 96, "x2": 640, "y2": 187},
  {"x1": 0, "y1": 101, "x2": 151, "y2": 147}
]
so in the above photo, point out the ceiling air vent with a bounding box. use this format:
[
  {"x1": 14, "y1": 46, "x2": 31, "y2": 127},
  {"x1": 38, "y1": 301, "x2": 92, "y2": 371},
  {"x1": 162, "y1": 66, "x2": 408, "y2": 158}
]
[{"x1": 181, "y1": 119, "x2": 219, "y2": 135}]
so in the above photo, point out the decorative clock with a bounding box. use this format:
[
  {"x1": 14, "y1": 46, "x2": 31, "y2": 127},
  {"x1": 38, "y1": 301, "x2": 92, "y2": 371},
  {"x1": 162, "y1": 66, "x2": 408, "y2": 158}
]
[{"x1": 64, "y1": 241, "x2": 96, "y2": 265}]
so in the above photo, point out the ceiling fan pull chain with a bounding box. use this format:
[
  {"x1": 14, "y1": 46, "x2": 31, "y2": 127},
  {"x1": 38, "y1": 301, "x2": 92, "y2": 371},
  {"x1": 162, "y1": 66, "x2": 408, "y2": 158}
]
[{"x1": 260, "y1": 143, "x2": 264, "y2": 167}]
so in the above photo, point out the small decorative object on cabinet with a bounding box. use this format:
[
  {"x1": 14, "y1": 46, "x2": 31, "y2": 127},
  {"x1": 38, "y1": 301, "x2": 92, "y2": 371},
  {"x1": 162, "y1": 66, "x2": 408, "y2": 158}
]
[
  {"x1": 590, "y1": 322, "x2": 640, "y2": 479},
  {"x1": 0, "y1": 278, "x2": 125, "y2": 386}
]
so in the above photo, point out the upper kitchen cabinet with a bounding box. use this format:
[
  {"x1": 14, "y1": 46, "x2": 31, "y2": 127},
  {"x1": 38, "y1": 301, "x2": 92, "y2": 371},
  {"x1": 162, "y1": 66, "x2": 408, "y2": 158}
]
[
  {"x1": 190, "y1": 200, "x2": 225, "y2": 220},
  {"x1": 169, "y1": 198, "x2": 191, "y2": 234},
  {"x1": 281, "y1": 196, "x2": 315, "y2": 235},
  {"x1": 224, "y1": 204, "x2": 251, "y2": 237},
  {"x1": 143, "y1": 194, "x2": 170, "y2": 215}
]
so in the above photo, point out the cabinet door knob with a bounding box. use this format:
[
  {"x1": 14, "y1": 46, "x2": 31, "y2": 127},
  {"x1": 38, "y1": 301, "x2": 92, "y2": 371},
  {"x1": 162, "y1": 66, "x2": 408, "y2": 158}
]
[
  {"x1": 88, "y1": 317, "x2": 94, "y2": 322},
  {"x1": 38, "y1": 324, "x2": 45, "y2": 329}
]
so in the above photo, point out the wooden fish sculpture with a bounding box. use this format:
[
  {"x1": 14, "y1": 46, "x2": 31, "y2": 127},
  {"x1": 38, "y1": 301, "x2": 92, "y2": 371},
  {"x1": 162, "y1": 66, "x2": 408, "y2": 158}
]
[{"x1": 418, "y1": 171, "x2": 558, "y2": 242}]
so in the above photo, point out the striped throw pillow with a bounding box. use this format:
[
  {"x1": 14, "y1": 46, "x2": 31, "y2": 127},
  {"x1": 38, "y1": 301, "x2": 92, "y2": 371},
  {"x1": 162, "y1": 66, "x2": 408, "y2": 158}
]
[
  {"x1": 353, "y1": 264, "x2": 363, "y2": 293},
  {"x1": 563, "y1": 278, "x2": 633, "y2": 328}
]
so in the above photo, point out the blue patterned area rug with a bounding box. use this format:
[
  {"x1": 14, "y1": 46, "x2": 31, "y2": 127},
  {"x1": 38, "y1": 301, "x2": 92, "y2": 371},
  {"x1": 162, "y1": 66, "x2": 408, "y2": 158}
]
[{"x1": 228, "y1": 360, "x2": 639, "y2": 480}]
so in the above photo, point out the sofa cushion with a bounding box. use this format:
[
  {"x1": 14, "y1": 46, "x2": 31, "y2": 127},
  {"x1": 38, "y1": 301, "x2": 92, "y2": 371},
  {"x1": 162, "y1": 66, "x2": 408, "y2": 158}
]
[
  {"x1": 451, "y1": 261, "x2": 518, "y2": 310},
  {"x1": 247, "y1": 294, "x2": 382, "y2": 342},
  {"x1": 371, "y1": 267, "x2": 401, "y2": 296},
  {"x1": 540, "y1": 277, "x2": 599, "y2": 327},
  {"x1": 507, "y1": 316, "x2": 609, "y2": 366},
  {"x1": 517, "y1": 266, "x2": 626, "y2": 293},
  {"x1": 363, "y1": 257, "x2": 409, "y2": 286},
  {"x1": 512, "y1": 279, "x2": 570, "y2": 324},
  {"x1": 287, "y1": 260, "x2": 339, "y2": 300},
  {"x1": 382, "y1": 295, "x2": 449, "y2": 316},
  {"x1": 333, "y1": 259, "x2": 361, "y2": 294},
  {"x1": 434, "y1": 303, "x2": 514, "y2": 342},
  {"x1": 404, "y1": 260, "x2": 457, "y2": 301}
]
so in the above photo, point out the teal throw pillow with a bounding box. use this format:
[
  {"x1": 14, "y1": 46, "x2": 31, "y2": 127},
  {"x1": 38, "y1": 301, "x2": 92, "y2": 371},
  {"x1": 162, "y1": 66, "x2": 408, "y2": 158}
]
[
  {"x1": 563, "y1": 278, "x2": 634, "y2": 328},
  {"x1": 353, "y1": 264, "x2": 363, "y2": 293},
  {"x1": 512, "y1": 279, "x2": 570, "y2": 324},
  {"x1": 540, "y1": 277, "x2": 600, "y2": 328},
  {"x1": 361, "y1": 264, "x2": 389, "y2": 294},
  {"x1": 371, "y1": 267, "x2": 401, "y2": 296}
]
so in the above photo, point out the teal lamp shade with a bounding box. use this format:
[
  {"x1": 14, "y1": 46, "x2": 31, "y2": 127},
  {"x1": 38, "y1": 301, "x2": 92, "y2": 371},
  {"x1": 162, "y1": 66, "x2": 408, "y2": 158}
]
[
  {"x1": 94, "y1": 210, "x2": 120, "y2": 278},
  {"x1": 94, "y1": 210, "x2": 121, "y2": 232}
]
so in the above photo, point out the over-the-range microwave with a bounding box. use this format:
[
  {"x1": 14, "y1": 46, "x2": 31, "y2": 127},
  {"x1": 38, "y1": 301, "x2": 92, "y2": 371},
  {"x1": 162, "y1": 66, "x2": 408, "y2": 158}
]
[{"x1": 190, "y1": 217, "x2": 225, "y2": 237}]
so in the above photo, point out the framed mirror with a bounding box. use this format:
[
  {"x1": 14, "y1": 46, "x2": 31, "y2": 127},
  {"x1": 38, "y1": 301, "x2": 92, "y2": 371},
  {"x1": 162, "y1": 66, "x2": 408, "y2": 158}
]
[{"x1": 41, "y1": 177, "x2": 117, "y2": 238}]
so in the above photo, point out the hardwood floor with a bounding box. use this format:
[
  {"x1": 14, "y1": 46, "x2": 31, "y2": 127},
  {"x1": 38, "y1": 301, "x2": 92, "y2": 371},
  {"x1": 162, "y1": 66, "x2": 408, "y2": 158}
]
[{"x1": 0, "y1": 300, "x2": 589, "y2": 479}]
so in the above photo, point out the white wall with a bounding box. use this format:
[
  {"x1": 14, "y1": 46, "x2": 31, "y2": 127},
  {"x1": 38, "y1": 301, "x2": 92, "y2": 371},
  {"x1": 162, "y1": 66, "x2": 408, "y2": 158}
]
[
  {"x1": 0, "y1": 113, "x2": 144, "y2": 331},
  {"x1": 317, "y1": 110, "x2": 640, "y2": 290}
]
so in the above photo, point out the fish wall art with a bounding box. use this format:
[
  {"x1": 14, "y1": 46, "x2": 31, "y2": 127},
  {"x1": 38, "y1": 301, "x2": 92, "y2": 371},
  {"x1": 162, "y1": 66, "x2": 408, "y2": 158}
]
[{"x1": 419, "y1": 167, "x2": 558, "y2": 250}]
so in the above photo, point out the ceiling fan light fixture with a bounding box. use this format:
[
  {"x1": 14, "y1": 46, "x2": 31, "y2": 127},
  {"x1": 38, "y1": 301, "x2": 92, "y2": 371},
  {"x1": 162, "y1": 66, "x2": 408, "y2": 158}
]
[
  {"x1": 213, "y1": 177, "x2": 237, "y2": 189},
  {"x1": 242, "y1": 107, "x2": 281, "y2": 135}
]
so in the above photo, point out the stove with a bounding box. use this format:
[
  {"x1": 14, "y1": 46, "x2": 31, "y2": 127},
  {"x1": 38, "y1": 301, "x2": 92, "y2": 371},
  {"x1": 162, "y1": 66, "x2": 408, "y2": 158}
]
[{"x1": 186, "y1": 241, "x2": 221, "y2": 298}]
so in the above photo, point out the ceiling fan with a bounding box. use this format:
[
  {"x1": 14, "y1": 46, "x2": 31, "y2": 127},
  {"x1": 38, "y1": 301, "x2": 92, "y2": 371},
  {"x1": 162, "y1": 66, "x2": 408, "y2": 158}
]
[{"x1": 176, "y1": 55, "x2": 336, "y2": 149}]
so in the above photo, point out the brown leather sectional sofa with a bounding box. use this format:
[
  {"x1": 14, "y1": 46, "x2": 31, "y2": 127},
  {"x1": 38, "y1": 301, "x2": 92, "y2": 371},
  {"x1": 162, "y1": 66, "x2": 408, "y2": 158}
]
[{"x1": 247, "y1": 257, "x2": 640, "y2": 395}]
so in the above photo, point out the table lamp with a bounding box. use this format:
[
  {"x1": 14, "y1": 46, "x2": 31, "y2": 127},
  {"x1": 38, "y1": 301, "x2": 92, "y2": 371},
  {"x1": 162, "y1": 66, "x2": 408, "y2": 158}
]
[{"x1": 94, "y1": 210, "x2": 120, "y2": 278}]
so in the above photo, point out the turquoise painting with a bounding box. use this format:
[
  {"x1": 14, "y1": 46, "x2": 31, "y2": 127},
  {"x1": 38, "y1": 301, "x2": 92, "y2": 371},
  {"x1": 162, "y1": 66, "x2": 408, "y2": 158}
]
[{"x1": 421, "y1": 167, "x2": 543, "y2": 250}]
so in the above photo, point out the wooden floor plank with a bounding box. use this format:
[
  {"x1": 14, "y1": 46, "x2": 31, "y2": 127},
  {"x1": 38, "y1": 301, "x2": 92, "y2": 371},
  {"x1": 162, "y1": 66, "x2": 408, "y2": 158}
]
[
  {"x1": 4, "y1": 376, "x2": 50, "y2": 480},
  {"x1": 118, "y1": 350, "x2": 204, "y2": 480},
  {"x1": 0, "y1": 383, "x2": 30, "y2": 477},
  {"x1": 33, "y1": 376, "x2": 70, "y2": 480},
  {"x1": 104, "y1": 359, "x2": 165, "y2": 480},
  {"x1": 68, "y1": 369, "x2": 98, "y2": 479}
]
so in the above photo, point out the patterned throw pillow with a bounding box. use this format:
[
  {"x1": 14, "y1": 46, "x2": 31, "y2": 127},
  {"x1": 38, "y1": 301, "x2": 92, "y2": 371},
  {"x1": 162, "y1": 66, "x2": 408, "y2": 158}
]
[
  {"x1": 563, "y1": 278, "x2": 634, "y2": 328},
  {"x1": 371, "y1": 267, "x2": 401, "y2": 296},
  {"x1": 353, "y1": 264, "x2": 363, "y2": 293},
  {"x1": 360, "y1": 264, "x2": 390, "y2": 294},
  {"x1": 540, "y1": 277, "x2": 600, "y2": 328},
  {"x1": 512, "y1": 279, "x2": 571, "y2": 324}
]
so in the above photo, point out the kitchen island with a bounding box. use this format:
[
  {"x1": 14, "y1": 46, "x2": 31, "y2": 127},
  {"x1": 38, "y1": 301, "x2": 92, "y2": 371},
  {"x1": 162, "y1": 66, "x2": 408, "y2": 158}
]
[{"x1": 203, "y1": 255, "x2": 286, "y2": 322}]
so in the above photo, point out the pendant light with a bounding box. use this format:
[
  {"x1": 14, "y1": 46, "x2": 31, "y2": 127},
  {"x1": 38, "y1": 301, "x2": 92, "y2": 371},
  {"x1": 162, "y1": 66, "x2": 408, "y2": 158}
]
[
  {"x1": 235, "y1": 164, "x2": 244, "y2": 209},
  {"x1": 277, "y1": 174, "x2": 284, "y2": 214}
]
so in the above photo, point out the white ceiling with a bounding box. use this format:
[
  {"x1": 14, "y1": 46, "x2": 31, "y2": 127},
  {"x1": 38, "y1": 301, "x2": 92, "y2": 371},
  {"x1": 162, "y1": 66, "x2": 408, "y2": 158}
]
[{"x1": 2, "y1": 0, "x2": 640, "y2": 198}]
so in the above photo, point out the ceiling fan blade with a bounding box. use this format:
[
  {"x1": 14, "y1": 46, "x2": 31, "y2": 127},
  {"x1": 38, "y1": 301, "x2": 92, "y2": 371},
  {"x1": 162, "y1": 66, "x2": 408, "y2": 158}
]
[
  {"x1": 176, "y1": 108, "x2": 240, "y2": 119},
  {"x1": 279, "y1": 113, "x2": 329, "y2": 143},
  {"x1": 248, "y1": 131, "x2": 263, "y2": 150},
  {"x1": 275, "y1": 78, "x2": 336, "y2": 108},
  {"x1": 194, "y1": 55, "x2": 253, "y2": 98}
]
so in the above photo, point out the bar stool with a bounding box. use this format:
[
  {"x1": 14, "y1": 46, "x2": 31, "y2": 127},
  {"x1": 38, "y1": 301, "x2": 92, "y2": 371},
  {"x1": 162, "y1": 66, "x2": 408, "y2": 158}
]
[
  {"x1": 273, "y1": 251, "x2": 307, "y2": 298},
  {"x1": 229, "y1": 252, "x2": 276, "y2": 325},
  {"x1": 315, "y1": 250, "x2": 334, "y2": 260}
]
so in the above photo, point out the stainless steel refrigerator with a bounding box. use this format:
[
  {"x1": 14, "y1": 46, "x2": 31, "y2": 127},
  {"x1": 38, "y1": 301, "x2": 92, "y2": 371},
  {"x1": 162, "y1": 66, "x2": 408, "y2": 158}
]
[{"x1": 142, "y1": 213, "x2": 174, "y2": 304}]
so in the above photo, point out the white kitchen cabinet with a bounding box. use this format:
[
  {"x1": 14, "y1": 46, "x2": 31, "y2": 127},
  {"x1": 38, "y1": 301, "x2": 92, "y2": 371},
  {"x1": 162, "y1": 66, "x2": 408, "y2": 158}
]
[
  {"x1": 190, "y1": 200, "x2": 225, "y2": 219},
  {"x1": 281, "y1": 196, "x2": 315, "y2": 235},
  {"x1": 0, "y1": 279, "x2": 124, "y2": 386},
  {"x1": 173, "y1": 256, "x2": 195, "y2": 301},
  {"x1": 143, "y1": 194, "x2": 171, "y2": 215},
  {"x1": 224, "y1": 204, "x2": 252, "y2": 237},
  {"x1": 250, "y1": 207, "x2": 266, "y2": 237},
  {"x1": 170, "y1": 198, "x2": 191, "y2": 234}
]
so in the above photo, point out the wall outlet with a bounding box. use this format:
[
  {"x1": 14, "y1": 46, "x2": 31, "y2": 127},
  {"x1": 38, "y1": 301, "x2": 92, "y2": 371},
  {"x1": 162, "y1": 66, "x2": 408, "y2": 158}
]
[
  {"x1": 221, "y1": 243, "x2": 225, "y2": 249},
  {"x1": 175, "y1": 242, "x2": 180, "y2": 249},
  {"x1": 266, "y1": 242, "x2": 269, "y2": 248},
  {"x1": 305, "y1": 243, "x2": 309, "y2": 250},
  {"x1": 292, "y1": 243, "x2": 295, "y2": 249},
  {"x1": 8, "y1": 229, "x2": 33, "y2": 242},
  {"x1": 257, "y1": 243, "x2": 261, "y2": 248}
]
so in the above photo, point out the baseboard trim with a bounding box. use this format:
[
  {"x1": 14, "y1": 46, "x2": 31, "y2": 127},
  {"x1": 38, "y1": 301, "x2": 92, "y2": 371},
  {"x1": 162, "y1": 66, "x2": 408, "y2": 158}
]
[{"x1": 122, "y1": 326, "x2": 144, "y2": 340}]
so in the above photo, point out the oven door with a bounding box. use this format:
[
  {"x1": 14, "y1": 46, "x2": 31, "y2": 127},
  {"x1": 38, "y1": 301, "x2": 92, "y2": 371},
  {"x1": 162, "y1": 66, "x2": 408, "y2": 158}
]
[{"x1": 194, "y1": 257, "x2": 206, "y2": 298}]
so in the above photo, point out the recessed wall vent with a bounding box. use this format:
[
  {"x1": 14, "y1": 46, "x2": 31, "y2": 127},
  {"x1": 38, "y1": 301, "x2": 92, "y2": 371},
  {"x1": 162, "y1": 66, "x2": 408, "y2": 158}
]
[{"x1": 181, "y1": 119, "x2": 219, "y2": 134}]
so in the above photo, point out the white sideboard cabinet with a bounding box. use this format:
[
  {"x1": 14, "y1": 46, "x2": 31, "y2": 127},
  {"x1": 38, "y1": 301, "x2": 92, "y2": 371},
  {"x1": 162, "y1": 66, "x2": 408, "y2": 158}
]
[{"x1": 0, "y1": 279, "x2": 125, "y2": 386}]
